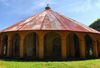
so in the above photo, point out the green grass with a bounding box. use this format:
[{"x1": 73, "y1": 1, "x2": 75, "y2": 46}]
[{"x1": 0, "y1": 59, "x2": 100, "y2": 68}]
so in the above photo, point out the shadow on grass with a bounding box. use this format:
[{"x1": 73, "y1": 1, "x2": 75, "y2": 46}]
[{"x1": 0, "y1": 56, "x2": 100, "y2": 62}]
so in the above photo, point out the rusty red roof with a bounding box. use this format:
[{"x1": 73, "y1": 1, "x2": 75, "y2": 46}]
[{"x1": 1, "y1": 10, "x2": 100, "y2": 34}]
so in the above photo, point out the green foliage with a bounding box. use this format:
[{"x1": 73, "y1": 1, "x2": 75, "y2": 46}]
[
  {"x1": 89, "y1": 18, "x2": 100, "y2": 31},
  {"x1": 90, "y1": 50, "x2": 93, "y2": 55}
]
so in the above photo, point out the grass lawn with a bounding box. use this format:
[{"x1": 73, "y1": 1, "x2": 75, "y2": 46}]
[{"x1": 0, "y1": 59, "x2": 100, "y2": 68}]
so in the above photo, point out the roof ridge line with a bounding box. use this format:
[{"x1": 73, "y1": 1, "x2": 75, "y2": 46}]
[
  {"x1": 40, "y1": 11, "x2": 48, "y2": 29},
  {"x1": 55, "y1": 12, "x2": 99, "y2": 33},
  {"x1": 53, "y1": 11, "x2": 86, "y2": 31},
  {"x1": 55, "y1": 12, "x2": 89, "y2": 32},
  {"x1": 53, "y1": 11, "x2": 100, "y2": 33},
  {"x1": 49, "y1": 10, "x2": 67, "y2": 30},
  {"x1": 67, "y1": 17, "x2": 100, "y2": 33},
  {"x1": 17, "y1": 11, "x2": 45, "y2": 30},
  {"x1": 1, "y1": 11, "x2": 45, "y2": 32}
]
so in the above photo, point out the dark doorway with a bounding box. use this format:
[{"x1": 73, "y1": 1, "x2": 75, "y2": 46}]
[
  {"x1": 44, "y1": 32, "x2": 61, "y2": 59},
  {"x1": 74, "y1": 34, "x2": 80, "y2": 57},
  {"x1": 4, "y1": 35, "x2": 8, "y2": 56},
  {"x1": 12, "y1": 33, "x2": 20, "y2": 57},
  {"x1": 53, "y1": 38, "x2": 61, "y2": 58},
  {"x1": 66, "y1": 33, "x2": 80, "y2": 58},
  {"x1": 24, "y1": 32, "x2": 39, "y2": 58},
  {"x1": 85, "y1": 34, "x2": 93, "y2": 57}
]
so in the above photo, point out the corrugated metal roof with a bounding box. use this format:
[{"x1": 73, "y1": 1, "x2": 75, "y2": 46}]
[{"x1": 1, "y1": 10, "x2": 100, "y2": 34}]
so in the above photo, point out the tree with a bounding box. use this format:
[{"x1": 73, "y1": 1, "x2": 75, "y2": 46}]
[{"x1": 89, "y1": 18, "x2": 100, "y2": 31}]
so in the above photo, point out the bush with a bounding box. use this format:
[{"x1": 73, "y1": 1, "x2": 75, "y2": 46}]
[{"x1": 89, "y1": 18, "x2": 100, "y2": 31}]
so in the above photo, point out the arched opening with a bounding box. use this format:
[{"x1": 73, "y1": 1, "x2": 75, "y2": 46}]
[
  {"x1": 0, "y1": 37, "x2": 1, "y2": 51},
  {"x1": 44, "y1": 32, "x2": 61, "y2": 59},
  {"x1": 85, "y1": 34, "x2": 93, "y2": 57},
  {"x1": 3, "y1": 35, "x2": 8, "y2": 56},
  {"x1": 12, "y1": 33, "x2": 20, "y2": 57},
  {"x1": 74, "y1": 34, "x2": 80, "y2": 57},
  {"x1": 97, "y1": 40, "x2": 100, "y2": 57},
  {"x1": 66, "y1": 33, "x2": 80, "y2": 58},
  {"x1": 24, "y1": 32, "x2": 39, "y2": 58}
]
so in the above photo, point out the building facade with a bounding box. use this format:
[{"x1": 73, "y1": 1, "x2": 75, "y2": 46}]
[{"x1": 0, "y1": 7, "x2": 100, "y2": 60}]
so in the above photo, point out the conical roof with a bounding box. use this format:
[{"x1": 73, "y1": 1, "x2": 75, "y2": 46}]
[{"x1": 1, "y1": 9, "x2": 100, "y2": 34}]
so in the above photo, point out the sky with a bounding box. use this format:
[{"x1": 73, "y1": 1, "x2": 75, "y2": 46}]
[{"x1": 0, "y1": 0, "x2": 100, "y2": 31}]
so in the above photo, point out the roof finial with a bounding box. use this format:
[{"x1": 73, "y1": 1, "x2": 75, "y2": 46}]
[
  {"x1": 45, "y1": 4, "x2": 51, "y2": 10},
  {"x1": 47, "y1": 4, "x2": 49, "y2": 7}
]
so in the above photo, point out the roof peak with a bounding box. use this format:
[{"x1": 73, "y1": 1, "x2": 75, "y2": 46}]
[{"x1": 45, "y1": 4, "x2": 51, "y2": 10}]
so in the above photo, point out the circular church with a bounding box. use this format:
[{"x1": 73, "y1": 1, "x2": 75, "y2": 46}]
[{"x1": 0, "y1": 6, "x2": 100, "y2": 60}]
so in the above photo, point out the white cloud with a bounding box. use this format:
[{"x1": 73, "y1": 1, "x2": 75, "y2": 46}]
[
  {"x1": 0, "y1": 0, "x2": 58, "y2": 16},
  {"x1": 1, "y1": 0, "x2": 100, "y2": 14},
  {"x1": 18, "y1": 0, "x2": 57, "y2": 15},
  {"x1": 39, "y1": 2, "x2": 45, "y2": 7},
  {"x1": 0, "y1": 0, "x2": 10, "y2": 6},
  {"x1": 95, "y1": 0, "x2": 100, "y2": 9},
  {"x1": 66, "y1": 0, "x2": 100, "y2": 13},
  {"x1": 67, "y1": 0, "x2": 92, "y2": 12}
]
